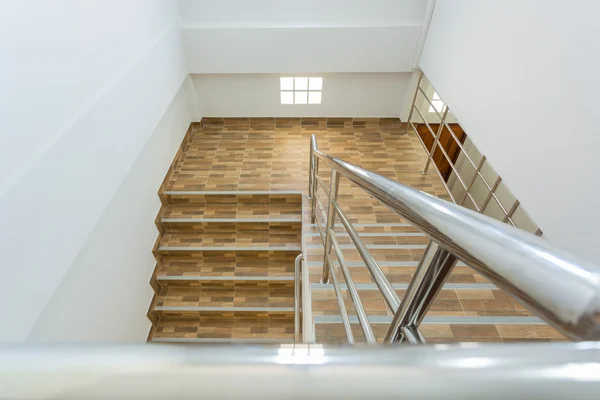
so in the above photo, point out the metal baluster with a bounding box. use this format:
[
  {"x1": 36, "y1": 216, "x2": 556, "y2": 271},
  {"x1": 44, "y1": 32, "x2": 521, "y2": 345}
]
[
  {"x1": 423, "y1": 106, "x2": 449, "y2": 175},
  {"x1": 310, "y1": 135, "x2": 319, "y2": 223},
  {"x1": 321, "y1": 169, "x2": 340, "y2": 283},
  {"x1": 402, "y1": 72, "x2": 423, "y2": 135},
  {"x1": 385, "y1": 242, "x2": 457, "y2": 343},
  {"x1": 294, "y1": 253, "x2": 303, "y2": 343},
  {"x1": 459, "y1": 155, "x2": 486, "y2": 206}
]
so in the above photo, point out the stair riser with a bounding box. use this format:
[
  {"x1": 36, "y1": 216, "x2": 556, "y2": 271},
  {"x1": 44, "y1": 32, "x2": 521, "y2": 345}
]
[
  {"x1": 154, "y1": 252, "x2": 299, "y2": 280},
  {"x1": 306, "y1": 247, "x2": 425, "y2": 264},
  {"x1": 151, "y1": 316, "x2": 295, "y2": 342},
  {"x1": 163, "y1": 193, "x2": 302, "y2": 206},
  {"x1": 161, "y1": 220, "x2": 301, "y2": 233},
  {"x1": 155, "y1": 249, "x2": 302, "y2": 263},
  {"x1": 305, "y1": 234, "x2": 427, "y2": 246},
  {"x1": 311, "y1": 287, "x2": 531, "y2": 317},
  {"x1": 156, "y1": 280, "x2": 295, "y2": 290},
  {"x1": 307, "y1": 265, "x2": 489, "y2": 284},
  {"x1": 313, "y1": 322, "x2": 566, "y2": 344},
  {"x1": 153, "y1": 310, "x2": 294, "y2": 318}
]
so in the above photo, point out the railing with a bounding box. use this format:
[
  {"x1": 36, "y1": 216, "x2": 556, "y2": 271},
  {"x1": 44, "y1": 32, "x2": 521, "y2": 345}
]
[
  {"x1": 308, "y1": 134, "x2": 600, "y2": 343},
  {"x1": 294, "y1": 253, "x2": 304, "y2": 343},
  {"x1": 404, "y1": 72, "x2": 543, "y2": 235},
  {"x1": 3, "y1": 344, "x2": 600, "y2": 398}
]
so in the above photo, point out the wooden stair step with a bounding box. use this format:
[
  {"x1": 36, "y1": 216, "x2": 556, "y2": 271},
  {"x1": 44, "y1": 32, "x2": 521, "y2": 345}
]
[
  {"x1": 155, "y1": 253, "x2": 297, "y2": 277},
  {"x1": 310, "y1": 285, "x2": 532, "y2": 318},
  {"x1": 149, "y1": 285, "x2": 295, "y2": 319},
  {"x1": 306, "y1": 223, "x2": 422, "y2": 235},
  {"x1": 157, "y1": 229, "x2": 302, "y2": 252},
  {"x1": 156, "y1": 275, "x2": 295, "y2": 288},
  {"x1": 162, "y1": 191, "x2": 302, "y2": 206},
  {"x1": 305, "y1": 231, "x2": 428, "y2": 246},
  {"x1": 161, "y1": 202, "x2": 301, "y2": 232},
  {"x1": 150, "y1": 316, "x2": 295, "y2": 343},
  {"x1": 313, "y1": 319, "x2": 567, "y2": 344},
  {"x1": 306, "y1": 262, "x2": 490, "y2": 284},
  {"x1": 305, "y1": 245, "x2": 426, "y2": 264}
]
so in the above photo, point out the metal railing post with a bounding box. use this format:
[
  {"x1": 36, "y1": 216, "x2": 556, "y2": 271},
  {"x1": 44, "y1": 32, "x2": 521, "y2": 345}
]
[
  {"x1": 321, "y1": 169, "x2": 340, "y2": 283},
  {"x1": 294, "y1": 253, "x2": 304, "y2": 343},
  {"x1": 385, "y1": 241, "x2": 457, "y2": 343},
  {"x1": 423, "y1": 106, "x2": 449, "y2": 175},
  {"x1": 310, "y1": 135, "x2": 319, "y2": 223},
  {"x1": 403, "y1": 72, "x2": 423, "y2": 135}
]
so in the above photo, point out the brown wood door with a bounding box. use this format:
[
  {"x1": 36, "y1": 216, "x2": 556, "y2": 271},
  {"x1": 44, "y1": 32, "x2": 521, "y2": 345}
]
[{"x1": 416, "y1": 123, "x2": 467, "y2": 182}]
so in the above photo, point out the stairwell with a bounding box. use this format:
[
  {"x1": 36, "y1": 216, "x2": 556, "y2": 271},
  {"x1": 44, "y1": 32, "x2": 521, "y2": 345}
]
[{"x1": 145, "y1": 117, "x2": 567, "y2": 344}]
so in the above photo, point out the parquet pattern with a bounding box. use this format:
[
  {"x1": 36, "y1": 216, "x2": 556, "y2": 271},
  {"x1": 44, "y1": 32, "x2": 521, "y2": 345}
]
[{"x1": 147, "y1": 117, "x2": 566, "y2": 344}]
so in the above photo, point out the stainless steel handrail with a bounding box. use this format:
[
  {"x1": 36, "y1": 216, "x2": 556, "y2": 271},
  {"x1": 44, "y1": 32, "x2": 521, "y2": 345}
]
[
  {"x1": 309, "y1": 134, "x2": 600, "y2": 342},
  {"x1": 3, "y1": 344, "x2": 600, "y2": 398},
  {"x1": 406, "y1": 72, "x2": 531, "y2": 231},
  {"x1": 294, "y1": 253, "x2": 304, "y2": 343}
]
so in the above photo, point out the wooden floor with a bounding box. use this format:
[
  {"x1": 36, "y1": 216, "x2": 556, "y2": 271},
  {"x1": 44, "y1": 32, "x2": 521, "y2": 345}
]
[{"x1": 146, "y1": 117, "x2": 566, "y2": 344}]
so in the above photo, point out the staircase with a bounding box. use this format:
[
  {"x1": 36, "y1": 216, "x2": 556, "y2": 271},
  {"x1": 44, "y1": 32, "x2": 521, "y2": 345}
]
[
  {"x1": 145, "y1": 117, "x2": 567, "y2": 344},
  {"x1": 147, "y1": 191, "x2": 302, "y2": 343}
]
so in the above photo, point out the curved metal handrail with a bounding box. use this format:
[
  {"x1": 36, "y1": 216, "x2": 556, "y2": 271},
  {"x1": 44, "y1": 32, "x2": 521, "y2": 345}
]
[
  {"x1": 309, "y1": 134, "x2": 600, "y2": 341},
  {"x1": 3, "y1": 344, "x2": 600, "y2": 398}
]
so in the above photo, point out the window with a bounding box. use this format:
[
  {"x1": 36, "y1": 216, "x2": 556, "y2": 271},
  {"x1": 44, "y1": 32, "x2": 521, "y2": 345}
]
[
  {"x1": 281, "y1": 77, "x2": 322, "y2": 104},
  {"x1": 429, "y1": 92, "x2": 445, "y2": 113}
]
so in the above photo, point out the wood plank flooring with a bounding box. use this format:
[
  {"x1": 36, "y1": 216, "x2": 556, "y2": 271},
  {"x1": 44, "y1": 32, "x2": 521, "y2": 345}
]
[{"x1": 146, "y1": 117, "x2": 567, "y2": 345}]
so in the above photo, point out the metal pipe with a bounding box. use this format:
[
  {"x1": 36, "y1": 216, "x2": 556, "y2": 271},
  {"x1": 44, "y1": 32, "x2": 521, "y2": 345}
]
[
  {"x1": 458, "y1": 155, "x2": 486, "y2": 206},
  {"x1": 401, "y1": 326, "x2": 427, "y2": 344},
  {"x1": 311, "y1": 138, "x2": 600, "y2": 341},
  {"x1": 442, "y1": 121, "x2": 478, "y2": 170},
  {"x1": 385, "y1": 242, "x2": 457, "y2": 343},
  {"x1": 329, "y1": 232, "x2": 377, "y2": 344},
  {"x1": 310, "y1": 136, "x2": 319, "y2": 223},
  {"x1": 503, "y1": 200, "x2": 520, "y2": 225},
  {"x1": 316, "y1": 175, "x2": 329, "y2": 195},
  {"x1": 417, "y1": 86, "x2": 444, "y2": 120},
  {"x1": 327, "y1": 251, "x2": 355, "y2": 344},
  {"x1": 413, "y1": 106, "x2": 439, "y2": 142},
  {"x1": 423, "y1": 106, "x2": 449, "y2": 174},
  {"x1": 535, "y1": 228, "x2": 544, "y2": 237},
  {"x1": 331, "y1": 199, "x2": 401, "y2": 311},
  {"x1": 402, "y1": 72, "x2": 423, "y2": 135},
  {"x1": 313, "y1": 209, "x2": 326, "y2": 247},
  {"x1": 4, "y1": 344, "x2": 600, "y2": 399},
  {"x1": 321, "y1": 169, "x2": 340, "y2": 283},
  {"x1": 411, "y1": 122, "x2": 458, "y2": 204},
  {"x1": 479, "y1": 176, "x2": 502, "y2": 212},
  {"x1": 294, "y1": 253, "x2": 303, "y2": 343}
]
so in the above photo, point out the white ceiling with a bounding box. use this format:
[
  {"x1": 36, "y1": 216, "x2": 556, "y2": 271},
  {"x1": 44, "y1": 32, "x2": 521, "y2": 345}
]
[{"x1": 177, "y1": 0, "x2": 432, "y2": 73}]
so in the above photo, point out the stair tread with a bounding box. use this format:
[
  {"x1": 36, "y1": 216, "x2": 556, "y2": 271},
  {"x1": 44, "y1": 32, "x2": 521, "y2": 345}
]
[
  {"x1": 152, "y1": 316, "x2": 294, "y2": 341},
  {"x1": 307, "y1": 223, "x2": 422, "y2": 234},
  {"x1": 155, "y1": 286, "x2": 294, "y2": 309},
  {"x1": 158, "y1": 231, "x2": 302, "y2": 250},
  {"x1": 163, "y1": 191, "x2": 302, "y2": 205},
  {"x1": 306, "y1": 263, "x2": 491, "y2": 285},
  {"x1": 314, "y1": 321, "x2": 567, "y2": 344},
  {"x1": 156, "y1": 256, "x2": 296, "y2": 277},
  {"x1": 162, "y1": 202, "x2": 301, "y2": 221},
  {"x1": 310, "y1": 285, "x2": 534, "y2": 317},
  {"x1": 158, "y1": 275, "x2": 295, "y2": 281}
]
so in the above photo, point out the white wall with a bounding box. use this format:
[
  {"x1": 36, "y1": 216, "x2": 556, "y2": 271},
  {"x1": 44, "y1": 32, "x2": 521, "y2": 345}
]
[
  {"x1": 177, "y1": 0, "x2": 428, "y2": 26},
  {"x1": 419, "y1": 0, "x2": 600, "y2": 262},
  {"x1": 192, "y1": 73, "x2": 410, "y2": 117},
  {"x1": 178, "y1": 0, "x2": 429, "y2": 73},
  {"x1": 27, "y1": 78, "x2": 200, "y2": 342},
  {"x1": 0, "y1": 0, "x2": 192, "y2": 342}
]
